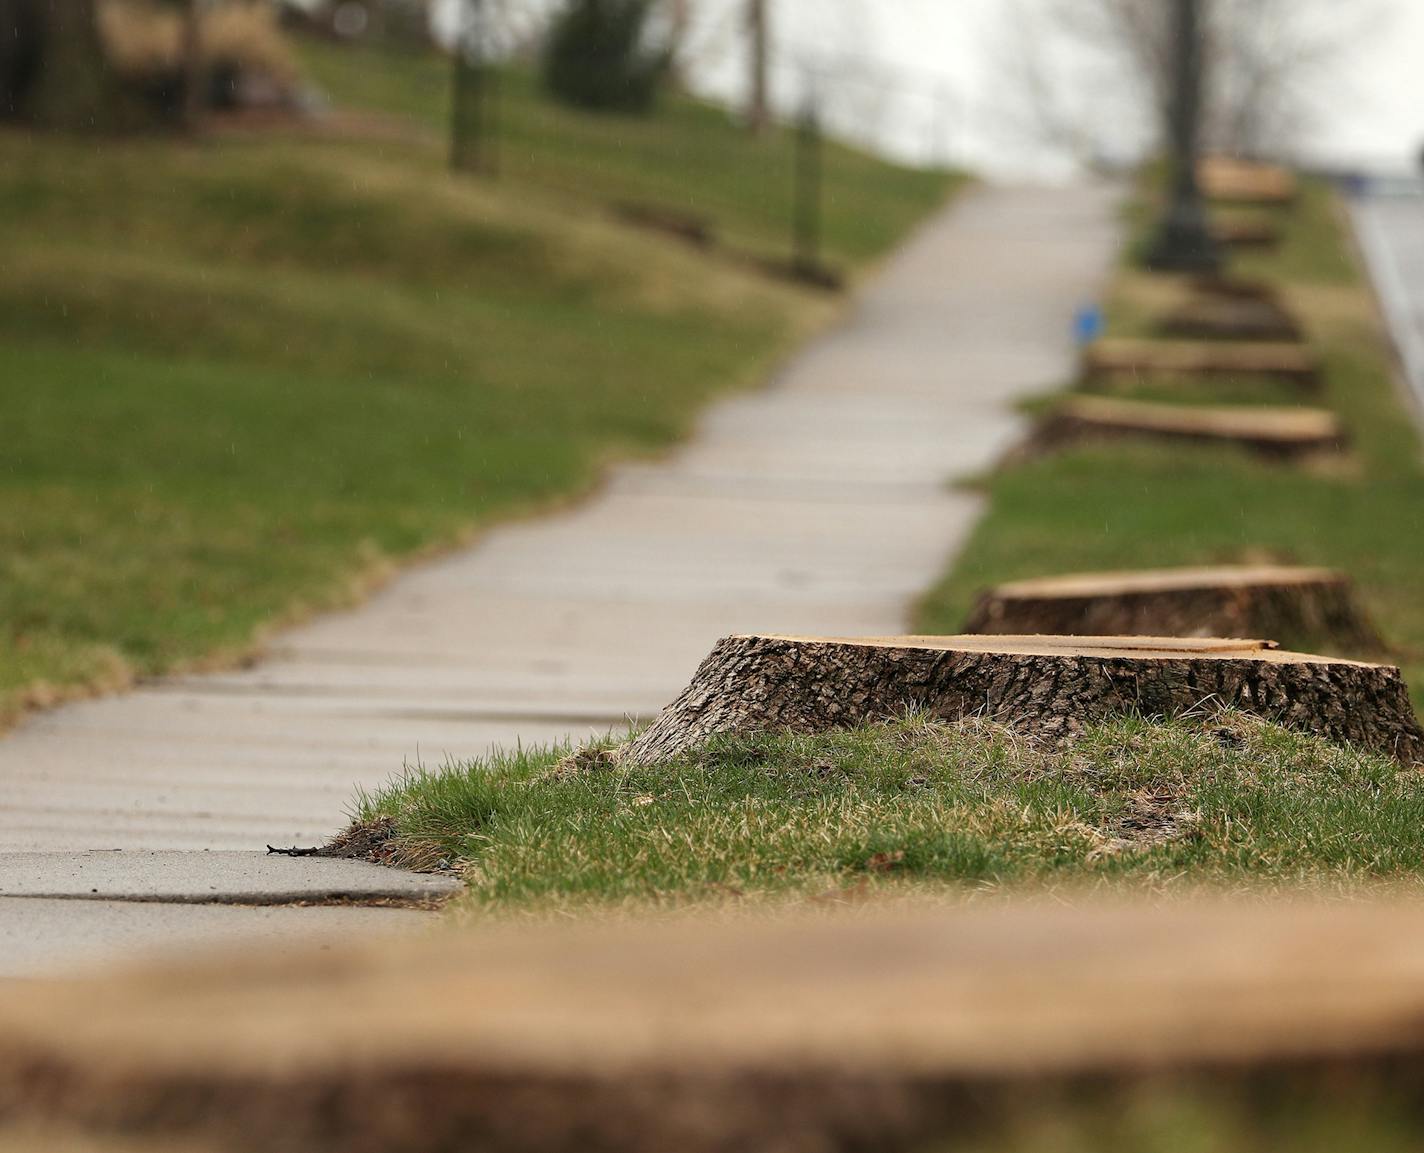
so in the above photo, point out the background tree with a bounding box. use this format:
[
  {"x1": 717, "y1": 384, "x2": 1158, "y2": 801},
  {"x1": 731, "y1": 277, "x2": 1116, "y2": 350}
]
[
  {"x1": 0, "y1": 0, "x2": 136, "y2": 129},
  {"x1": 543, "y1": 0, "x2": 669, "y2": 113},
  {"x1": 999, "y1": 0, "x2": 1381, "y2": 168}
]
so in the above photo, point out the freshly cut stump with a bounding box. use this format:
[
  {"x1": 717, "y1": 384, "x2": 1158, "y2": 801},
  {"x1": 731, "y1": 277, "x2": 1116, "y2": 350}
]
[
  {"x1": 1036, "y1": 397, "x2": 1346, "y2": 458},
  {"x1": 1157, "y1": 296, "x2": 1304, "y2": 343},
  {"x1": 1200, "y1": 157, "x2": 1298, "y2": 205},
  {"x1": 1085, "y1": 339, "x2": 1319, "y2": 387},
  {"x1": 964, "y1": 567, "x2": 1384, "y2": 653},
  {"x1": 621, "y1": 635, "x2": 1424, "y2": 766}
]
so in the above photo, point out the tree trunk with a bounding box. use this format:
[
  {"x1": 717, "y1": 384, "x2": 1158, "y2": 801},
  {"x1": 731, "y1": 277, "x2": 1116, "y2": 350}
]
[
  {"x1": 17, "y1": 0, "x2": 132, "y2": 130},
  {"x1": 621, "y1": 635, "x2": 1424, "y2": 766},
  {"x1": 746, "y1": 0, "x2": 767, "y2": 133},
  {"x1": 965, "y1": 568, "x2": 1385, "y2": 656},
  {"x1": 181, "y1": 0, "x2": 204, "y2": 132}
]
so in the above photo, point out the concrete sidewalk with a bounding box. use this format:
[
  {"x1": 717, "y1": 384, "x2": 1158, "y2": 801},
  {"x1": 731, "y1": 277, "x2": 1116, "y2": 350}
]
[
  {"x1": 1351, "y1": 185, "x2": 1424, "y2": 426},
  {"x1": 0, "y1": 184, "x2": 1119, "y2": 971}
]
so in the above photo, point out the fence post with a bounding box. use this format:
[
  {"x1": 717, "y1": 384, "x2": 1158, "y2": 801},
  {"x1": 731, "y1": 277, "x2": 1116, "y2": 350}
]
[
  {"x1": 450, "y1": 0, "x2": 494, "y2": 175},
  {"x1": 793, "y1": 98, "x2": 822, "y2": 278}
]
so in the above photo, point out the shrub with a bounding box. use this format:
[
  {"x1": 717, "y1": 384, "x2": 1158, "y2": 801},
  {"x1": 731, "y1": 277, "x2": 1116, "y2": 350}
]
[{"x1": 542, "y1": 0, "x2": 667, "y2": 114}]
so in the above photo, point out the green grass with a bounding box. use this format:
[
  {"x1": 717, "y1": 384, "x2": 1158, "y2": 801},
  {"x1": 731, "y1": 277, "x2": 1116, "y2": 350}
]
[
  {"x1": 938, "y1": 1081, "x2": 1423, "y2": 1153},
  {"x1": 918, "y1": 178, "x2": 1424, "y2": 712},
  {"x1": 298, "y1": 41, "x2": 952, "y2": 269},
  {"x1": 354, "y1": 712, "x2": 1424, "y2": 909},
  {"x1": 0, "y1": 45, "x2": 957, "y2": 723}
]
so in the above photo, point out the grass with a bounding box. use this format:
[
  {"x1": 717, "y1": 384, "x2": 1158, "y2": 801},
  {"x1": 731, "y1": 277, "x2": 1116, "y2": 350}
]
[
  {"x1": 0, "y1": 43, "x2": 957, "y2": 724},
  {"x1": 938, "y1": 1081, "x2": 1424, "y2": 1153},
  {"x1": 298, "y1": 40, "x2": 952, "y2": 269},
  {"x1": 353, "y1": 712, "x2": 1424, "y2": 910},
  {"x1": 918, "y1": 176, "x2": 1424, "y2": 713}
]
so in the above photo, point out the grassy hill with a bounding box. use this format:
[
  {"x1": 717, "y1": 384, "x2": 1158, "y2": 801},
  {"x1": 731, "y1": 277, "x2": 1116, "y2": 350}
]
[{"x1": 0, "y1": 41, "x2": 958, "y2": 725}]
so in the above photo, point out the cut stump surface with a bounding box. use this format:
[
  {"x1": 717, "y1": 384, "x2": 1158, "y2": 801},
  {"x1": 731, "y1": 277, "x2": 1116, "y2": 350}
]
[
  {"x1": 1200, "y1": 157, "x2": 1299, "y2": 205},
  {"x1": 620, "y1": 634, "x2": 1424, "y2": 766},
  {"x1": 965, "y1": 566, "x2": 1384, "y2": 654},
  {"x1": 1085, "y1": 340, "x2": 1320, "y2": 386},
  {"x1": 1037, "y1": 397, "x2": 1346, "y2": 457}
]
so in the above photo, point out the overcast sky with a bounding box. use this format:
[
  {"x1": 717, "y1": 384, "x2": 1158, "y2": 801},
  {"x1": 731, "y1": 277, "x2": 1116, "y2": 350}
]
[{"x1": 673, "y1": 0, "x2": 1424, "y2": 177}]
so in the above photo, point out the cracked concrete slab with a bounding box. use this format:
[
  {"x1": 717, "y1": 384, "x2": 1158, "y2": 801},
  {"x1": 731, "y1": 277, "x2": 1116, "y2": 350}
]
[
  {"x1": 0, "y1": 898, "x2": 436, "y2": 978},
  {"x1": 0, "y1": 852, "x2": 461, "y2": 905}
]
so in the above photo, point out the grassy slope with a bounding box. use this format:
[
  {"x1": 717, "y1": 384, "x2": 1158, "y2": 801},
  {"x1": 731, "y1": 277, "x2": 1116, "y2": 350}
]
[
  {"x1": 357, "y1": 712, "x2": 1424, "y2": 909},
  {"x1": 918, "y1": 179, "x2": 1424, "y2": 712},
  {"x1": 0, "y1": 45, "x2": 955, "y2": 722},
  {"x1": 353, "y1": 176, "x2": 1424, "y2": 911},
  {"x1": 299, "y1": 42, "x2": 950, "y2": 269}
]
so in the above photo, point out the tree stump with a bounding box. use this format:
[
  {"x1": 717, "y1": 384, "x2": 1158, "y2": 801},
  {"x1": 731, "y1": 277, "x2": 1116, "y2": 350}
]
[
  {"x1": 1190, "y1": 275, "x2": 1284, "y2": 305},
  {"x1": 621, "y1": 635, "x2": 1424, "y2": 766},
  {"x1": 1034, "y1": 397, "x2": 1346, "y2": 459},
  {"x1": 1157, "y1": 296, "x2": 1305, "y2": 343},
  {"x1": 964, "y1": 567, "x2": 1385, "y2": 654},
  {"x1": 1085, "y1": 340, "x2": 1319, "y2": 387},
  {"x1": 1212, "y1": 218, "x2": 1283, "y2": 252},
  {"x1": 1199, "y1": 157, "x2": 1298, "y2": 205}
]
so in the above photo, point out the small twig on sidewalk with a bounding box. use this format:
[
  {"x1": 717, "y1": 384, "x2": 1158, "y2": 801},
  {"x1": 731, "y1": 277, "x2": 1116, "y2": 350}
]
[{"x1": 267, "y1": 844, "x2": 322, "y2": 857}]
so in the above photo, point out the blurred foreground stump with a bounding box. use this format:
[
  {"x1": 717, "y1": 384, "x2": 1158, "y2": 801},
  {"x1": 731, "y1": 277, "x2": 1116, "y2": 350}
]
[
  {"x1": 16, "y1": 899, "x2": 1424, "y2": 1151},
  {"x1": 965, "y1": 567, "x2": 1384, "y2": 654},
  {"x1": 621, "y1": 635, "x2": 1423, "y2": 766}
]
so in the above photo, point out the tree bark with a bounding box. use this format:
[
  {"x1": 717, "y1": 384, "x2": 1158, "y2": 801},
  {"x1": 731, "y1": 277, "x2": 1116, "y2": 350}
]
[
  {"x1": 15, "y1": 0, "x2": 133, "y2": 130},
  {"x1": 181, "y1": 0, "x2": 204, "y2": 132},
  {"x1": 621, "y1": 635, "x2": 1424, "y2": 766},
  {"x1": 964, "y1": 568, "x2": 1384, "y2": 656},
  {"x1": 745, "y1": 0, "x2": 768, "y2": 133}
]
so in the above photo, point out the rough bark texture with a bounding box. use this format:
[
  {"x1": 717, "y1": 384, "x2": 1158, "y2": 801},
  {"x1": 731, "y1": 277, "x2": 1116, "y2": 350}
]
[
  {"x1": 964, "y1": 568, "x2": 1385, "y2": 655},
  {"x1": 621, "y1": 636, "x2": 1424, "y2": 767},
  {"x1": 1085, "y1": 340, "x2": 1319, "y2": 387},
  {"x1": 1032, "y1": 397, "x2": 1346, "y2": 460},
  {"x1": 1157, "y1": 296, "x2": 1304, "y2": 343}
]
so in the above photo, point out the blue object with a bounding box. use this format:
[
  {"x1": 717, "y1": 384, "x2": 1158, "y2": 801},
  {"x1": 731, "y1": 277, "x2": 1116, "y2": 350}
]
[{"x1": 1074, "y1": 305, "x2": 1104, "y2": 347}]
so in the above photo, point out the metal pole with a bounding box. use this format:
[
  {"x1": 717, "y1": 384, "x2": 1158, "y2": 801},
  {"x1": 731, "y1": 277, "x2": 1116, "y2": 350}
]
[
  {"x1": 747, "y1": 0, "x2": 768, "y2": 133},
  {"x1": 793, "y1": 98, "x2": 822, "y2": 277},
  {"x1": 1146, "y1": 0, "x2": 1222, "y2": 273},
  {"x1": 450, "y1": 0, "x2": 488, "y2": 173},
  {"x1": 181, "y1": 0, "x2": 204, "y2": 133}
]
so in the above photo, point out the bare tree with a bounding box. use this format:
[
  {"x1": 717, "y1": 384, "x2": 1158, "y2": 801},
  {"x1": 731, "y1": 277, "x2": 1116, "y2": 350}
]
[
  {"x1": 1003, "y1": 0, "x2": 1383, "y2": 165},
  {"x1": 746, "y1": 0, "x2": 768, "y2": 132}
]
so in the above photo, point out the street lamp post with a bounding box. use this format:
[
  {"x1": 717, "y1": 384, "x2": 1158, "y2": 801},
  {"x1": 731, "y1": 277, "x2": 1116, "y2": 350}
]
[{"x1": 1146, "y1": 0, "x2": 1222, "y2": 273}]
